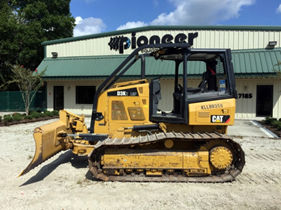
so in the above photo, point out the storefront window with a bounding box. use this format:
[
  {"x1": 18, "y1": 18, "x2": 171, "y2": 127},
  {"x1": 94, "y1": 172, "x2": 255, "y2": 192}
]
[{"x1": 76, "y1": 86, "x2": 96, "y2": 104}]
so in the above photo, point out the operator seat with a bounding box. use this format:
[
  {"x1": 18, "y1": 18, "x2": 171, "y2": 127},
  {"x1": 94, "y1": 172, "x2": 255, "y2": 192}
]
[{"x1": 150, "y1": 78, "x2": 161, "y2": 115}]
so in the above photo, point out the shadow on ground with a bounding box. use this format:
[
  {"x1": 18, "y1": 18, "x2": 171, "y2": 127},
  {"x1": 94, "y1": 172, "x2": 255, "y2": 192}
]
[{"x1": 20, "y1": 150, "x2": 88, "y2": 186}]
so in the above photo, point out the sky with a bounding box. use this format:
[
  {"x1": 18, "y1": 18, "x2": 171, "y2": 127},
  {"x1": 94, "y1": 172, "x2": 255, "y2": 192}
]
[{"x1": 70, "y1": 0, "x2": 281, "y2": 37}]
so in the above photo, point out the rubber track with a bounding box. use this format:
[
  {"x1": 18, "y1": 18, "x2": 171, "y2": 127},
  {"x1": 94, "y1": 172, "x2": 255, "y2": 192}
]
[{"x1": 88, "y1": 132, "x2": 245, "y2": 182}]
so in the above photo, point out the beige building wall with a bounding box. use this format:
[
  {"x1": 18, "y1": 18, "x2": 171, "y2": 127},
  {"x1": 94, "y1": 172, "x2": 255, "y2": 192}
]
[
  {"x1": 47, "y1": 77, "x2": 281, "y2": 119},
  {"x1": 235, "y1": 78, "x2": 281, "y2": 119},
  {"x1": 46, "y1": 79, "x2": 103, "y2": 115},
  {"x1": 46, "y1": 78, "x2": 199, "y2": 115},
  {"x1": 45, "y1": 29, "x2": 281, "y2": 58}
]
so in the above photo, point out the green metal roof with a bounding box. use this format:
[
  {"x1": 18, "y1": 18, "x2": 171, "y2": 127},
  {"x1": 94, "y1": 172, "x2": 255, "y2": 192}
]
[
  {"x1": 37, "y1": 55, "x2": 175, "y2": 78},
  {"x1": 42, "y1": 25, "x2": 281, "y2": 46},
  {"x1": 232, "y1": 48, "x2": 281, "y2": 75},
  {"x1": 37, "y1": 48, "x2": 281, "y2": 79}
]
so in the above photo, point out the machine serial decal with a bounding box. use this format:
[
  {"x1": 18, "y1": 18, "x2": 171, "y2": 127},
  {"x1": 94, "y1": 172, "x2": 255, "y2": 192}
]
[
  {"x1": 211, "y1": 115, "x2": 230, "y2": 123},
  {"x1": 107, "y1": 88, "x2": 139, "y2": 96},
  {"x1": 201, "y1": 104, "x2": 223, "y2": 110}
]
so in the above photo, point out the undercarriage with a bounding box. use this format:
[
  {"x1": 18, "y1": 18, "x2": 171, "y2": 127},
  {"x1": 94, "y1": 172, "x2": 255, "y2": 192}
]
[{"x1": 89, "y1": 132, "x2": 245, "y2": 182}]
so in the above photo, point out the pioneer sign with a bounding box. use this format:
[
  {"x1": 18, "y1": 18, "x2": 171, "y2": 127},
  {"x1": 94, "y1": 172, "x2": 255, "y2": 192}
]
[{"x1": 108, "y1": 32, "x2": 198, "y2": 54}]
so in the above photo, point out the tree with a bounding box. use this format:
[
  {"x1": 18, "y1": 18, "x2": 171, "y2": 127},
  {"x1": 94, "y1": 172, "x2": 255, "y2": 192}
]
[
  {"x1": 0, "y1": 0, "x2": 20, "y2": 88},
  {"x1": 11, "y1": 0, "x2": 75, "y2": 70},
  {"x1": 0, "y1": 65, "x2": 45, "y2": 115},
  {"x1": 0, "y1": 0, "x2": 75, "y2": 89}
]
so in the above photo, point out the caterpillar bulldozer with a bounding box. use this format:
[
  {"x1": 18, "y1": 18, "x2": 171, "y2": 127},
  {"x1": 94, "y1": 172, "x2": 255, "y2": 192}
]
[{"x1": 20, "y1": 39, "x2": 245, "y2": 182}]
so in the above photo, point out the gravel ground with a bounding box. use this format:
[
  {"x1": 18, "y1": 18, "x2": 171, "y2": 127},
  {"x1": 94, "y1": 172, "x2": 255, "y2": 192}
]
[{"x1": 0, "y1": 119, "x2": 281, "y2": 210}]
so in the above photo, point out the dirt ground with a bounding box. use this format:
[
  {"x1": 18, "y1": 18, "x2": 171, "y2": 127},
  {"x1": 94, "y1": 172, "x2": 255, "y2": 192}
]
[{"x1": 0, "y1": 119, "x2": 281, "y2": 210}]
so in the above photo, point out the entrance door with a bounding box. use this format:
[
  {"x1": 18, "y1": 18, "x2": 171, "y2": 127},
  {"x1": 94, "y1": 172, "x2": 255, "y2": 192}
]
[
  {"x1": 256, "y1": 85, "x2": 273, "y2": 117},
  {"x1": 54, "y1": 86, "x2": 64, "y2": 110}
]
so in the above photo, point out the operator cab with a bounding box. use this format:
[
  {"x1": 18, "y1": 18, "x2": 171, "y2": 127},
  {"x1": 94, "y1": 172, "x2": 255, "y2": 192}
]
[
  {"x1": 149, "y1": 47, "x2": 236, "y2": 124},
  {"x1": 90, "y1": 43, "x2": 236, "y2": 132}
]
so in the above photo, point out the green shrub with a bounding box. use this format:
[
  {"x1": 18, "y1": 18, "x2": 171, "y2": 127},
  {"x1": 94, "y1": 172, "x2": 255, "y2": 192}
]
[
  {"x1": 272, "y1": 120, "x2": 278, "y2": 127},
  {"x1": 0, "y1": 116, "x2": 2, "y2": 122},
  {"x1": 38, "y1": 112, "x2": 45, "y2": 118},
  {"x1": 271, "y1": 120, "x2": 281, "y2": 130},
  {"x1": 30, "y1": 111, "x2": 40, "y2": 119},
  {"x1": 41, "y1": 111, "x2": 47, "y2": 117},
  {"x1": 264, "y1": 117, "x2": 273, "y2": 125},
  {"x1": 272, "y1": 120, "x2": 281, "y2": 129},
  {"x1": 12, "y1": 113, "x2": 21, "y2": 117},
  {"x1": 24, "y1": 115, "x2": 33, "y2": 120},
  {"x1": 44, "y1": 110, "x2": 53, "y2": 117},
  {"x1": 52, "y1": 110, "x2": 59, "y2": 116},
  {"x1": 12, "y1": 113, "x2": 24, "y2": 121},
  {"x1": 264, "y1": 117, "x2": 278, "y2": 125},
  {"x1": 3, "y1": 115, "x2": 13, "y2": 123},
  {"x1": 277, "y1": 124, "x2": 281, "y2": 131}
]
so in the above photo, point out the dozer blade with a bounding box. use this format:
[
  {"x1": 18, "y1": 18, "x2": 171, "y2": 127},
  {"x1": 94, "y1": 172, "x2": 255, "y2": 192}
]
[{"x1": 19, "y1": 120, "x2": 67, "y2": 176}]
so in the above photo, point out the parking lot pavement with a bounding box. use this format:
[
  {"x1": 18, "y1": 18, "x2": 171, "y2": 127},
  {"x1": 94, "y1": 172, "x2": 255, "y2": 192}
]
[{"x1": 228, "y1": 119, "x2": 276, "y2": 138}]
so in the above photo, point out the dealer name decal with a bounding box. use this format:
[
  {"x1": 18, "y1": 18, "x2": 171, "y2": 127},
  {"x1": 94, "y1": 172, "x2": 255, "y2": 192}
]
[
  {"x1": 201, "y1": 103, "x2": 223, "y2": 110},
  {"x1": 108, "y1": 32, "x2": 198, "y2": 54}
]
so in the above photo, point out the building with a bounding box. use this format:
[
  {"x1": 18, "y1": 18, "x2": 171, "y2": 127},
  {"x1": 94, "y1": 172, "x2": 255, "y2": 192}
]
[{"x1": 37, "y1": 25, "x2": 281, "y2": 119}]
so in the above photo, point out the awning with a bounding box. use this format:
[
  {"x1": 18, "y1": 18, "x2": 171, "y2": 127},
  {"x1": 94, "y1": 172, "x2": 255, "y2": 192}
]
[{"x1": 37, "y1": 48, "x2": 281, "y2": 79}]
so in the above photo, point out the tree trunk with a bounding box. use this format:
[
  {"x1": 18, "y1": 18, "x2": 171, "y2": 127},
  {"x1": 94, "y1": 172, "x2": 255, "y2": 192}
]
[{"x1": 25, "y1": 91, "x2": 30, "y2": 116}]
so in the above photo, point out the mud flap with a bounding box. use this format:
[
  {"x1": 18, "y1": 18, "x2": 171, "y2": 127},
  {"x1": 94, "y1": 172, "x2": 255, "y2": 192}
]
[{"x1": 19, "y1": 120, "x2": 67, "y2": 176}]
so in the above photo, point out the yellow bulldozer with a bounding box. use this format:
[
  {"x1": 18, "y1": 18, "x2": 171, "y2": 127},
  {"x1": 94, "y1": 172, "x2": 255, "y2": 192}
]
[{"x1": 20, "y1": 40, "x2": 245, "y2": 182}]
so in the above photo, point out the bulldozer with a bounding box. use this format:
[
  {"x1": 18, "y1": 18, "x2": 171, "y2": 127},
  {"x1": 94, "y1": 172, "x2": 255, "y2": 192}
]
[{"x1": 20, "y1": 39, "x2": 245, "y2": 182}]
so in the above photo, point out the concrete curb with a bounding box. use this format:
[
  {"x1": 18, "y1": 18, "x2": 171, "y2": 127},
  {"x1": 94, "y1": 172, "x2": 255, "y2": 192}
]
[{"x1": 250, "y1": 120, "x2": 279, "y2": 138}]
